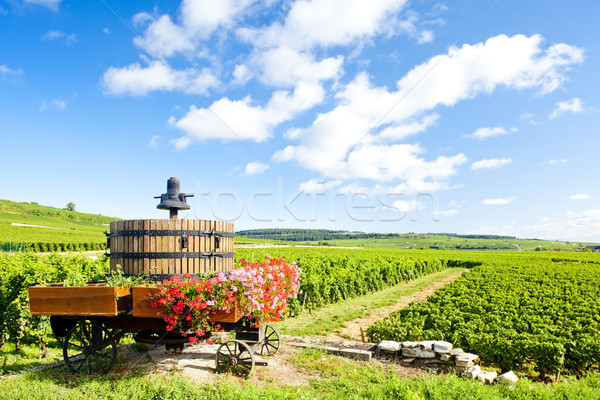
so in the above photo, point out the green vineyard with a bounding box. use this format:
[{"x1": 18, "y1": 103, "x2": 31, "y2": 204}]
[{"x1": 367, "y1": 251, "x2": 600, "y2": 377}]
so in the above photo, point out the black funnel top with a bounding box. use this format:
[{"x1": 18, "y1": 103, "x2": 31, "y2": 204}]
[{"x1": 155, "y1": 177, "x2": 193, "y2": 218}]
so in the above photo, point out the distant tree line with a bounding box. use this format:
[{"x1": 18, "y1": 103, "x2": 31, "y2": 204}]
[{"x1": 235, "y1": 229, "x2": 517, "y2": 242}]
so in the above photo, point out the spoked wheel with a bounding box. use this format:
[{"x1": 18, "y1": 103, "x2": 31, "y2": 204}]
[
  {"x1": 63, "y1": 320, "x2": 116, "y2": 375},
  {"x1": 215, "y1": 340, "x2": 255, "y2": 378},
  {"x1": 259, "y1": 324, "x2": 281, "y2": 356}
]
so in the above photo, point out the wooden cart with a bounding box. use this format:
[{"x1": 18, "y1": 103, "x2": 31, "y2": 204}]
[{"x1": 29, "y1": 282, "x2": 281, "y2": 377}]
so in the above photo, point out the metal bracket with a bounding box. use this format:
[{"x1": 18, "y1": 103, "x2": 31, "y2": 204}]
[
  {"x1": 110, "y1": 230, "x2": 234, "y2": 238},
  {"x1": 109, "y1": 251, "x2": 235, "y2": 259}
]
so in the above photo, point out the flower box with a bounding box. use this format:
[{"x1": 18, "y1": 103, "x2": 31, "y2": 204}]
[
  {"x1": 132, "y1": 284, "x2": 243, "y2": 323},
  {"x1": 28, "y1": 283, "x2": 131, "y2": 316}
]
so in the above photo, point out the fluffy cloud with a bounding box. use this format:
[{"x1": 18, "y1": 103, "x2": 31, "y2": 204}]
[
  {"x1": 238, "y1": 0, "x2": 409, "y2": 50},
  {"x1": 133, "y1": 0, "x2": 255, "y2": 58},
  {"x1": 569, "y1": 194, "x2": 591, "y2": 200},
  {"x1": 299, "y1": 179, "x2": 342, "y2": 194},
  {"x1": 242, "y1": 46, "x2": 344, "y2": 87},
  {"x1": 171, "y1": 81, "x2": 325, "y2": 147},
  {"x1": 274, "y1": 34, "x2": 581, "y2": 188},
  {"x1": 471, "y1": 158, "x2": 513, "y2": 170},
  {"x1": 102, "y1": 61, "x2": 219, "y2": 96},
  {"x1": 390, "y1": 199, "x2": 425, "y2": 212},
  {"x1": 482, "y1": 197, "x2": 516, "y2": 205},
  {"x1": 464, "y1": 126, "x2": 514, "y2": 140},
  {"x1": 549, "y1": 97, "x2": 585, "y2": 118},
  {"x1": 243, "y1": 161, "x2": 269, "y2": 176}
]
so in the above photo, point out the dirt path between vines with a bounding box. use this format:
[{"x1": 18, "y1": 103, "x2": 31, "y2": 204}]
[{"x1": 327, "y1": 270, "x2": 467, "y2": 342}]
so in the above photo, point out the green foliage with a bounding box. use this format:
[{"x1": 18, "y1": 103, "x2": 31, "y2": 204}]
[
  {"x1": 0, "y1": 253, "x2": 110, "y2": 349},
  {"x1": 236, "y1": 247, "x2": 447, "y2": 313},
  {"x1": 65, "y1": 202, "x2": 76, "y2": 212},
  {"x1": 367, "y1": 252, "x2": 600, "y2": 377}
]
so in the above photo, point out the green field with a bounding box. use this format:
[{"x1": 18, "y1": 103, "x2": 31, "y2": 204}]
[{"x1": 0, "y1": 199, "x2": 117, "y2": 245}]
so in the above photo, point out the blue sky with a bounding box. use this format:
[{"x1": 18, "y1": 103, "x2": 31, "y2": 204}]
[{"x1": 1, "y1": 0, "x2": 599, "y2": 241}]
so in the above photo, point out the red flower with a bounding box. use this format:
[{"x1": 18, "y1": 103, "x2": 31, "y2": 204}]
[
  {"x1": 188, "y1": 336, "x2": 198, "y2": 343},
  {"x1": 205, "y1": 339, "x2": 214, "y2": 345}
]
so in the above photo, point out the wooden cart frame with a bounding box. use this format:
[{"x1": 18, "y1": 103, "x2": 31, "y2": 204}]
[{"x1": 29, "y1": 283, "x2": 281, "y2": 377}]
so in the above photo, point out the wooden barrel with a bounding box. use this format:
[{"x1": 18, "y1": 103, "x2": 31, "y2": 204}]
[{"x1": 108, "y1": 219, "x2": 234, "y2": 276}]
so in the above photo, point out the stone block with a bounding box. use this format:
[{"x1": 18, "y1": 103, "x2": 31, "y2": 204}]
[
  {"x1": 402, "y1": 347, "x2": 437, "y2": 359},
  {"x1": 433, "y1": 341, "x2": 453, "y2": 354},
  {"x1": 455, "y1": 360, "x2": 474, "y2": 368},
  {"x1": 478, "y1": 371, "x2": 498, "y2": 385},
  {"x1": 420, "y1": 340, "x2": 435, "y2": 351},
  {"x1": 450, "y1": 348, "x2": 464, "y2": 356},
  {"x1": 378, "y1": 340, "x2": 402, "y2": 352},
  {"x1": 440, "y1": 353, "x2": 453, "y2": 362},
  {"x1": 402, "y1": 341, "x2": 420, "y2": 348},
  {"x1": 456, "y1": 353, "x2": 479, "y2": 363},
  {"x1": 496, "y1": 371, "x2": 519, "y2": 385},
  {"x1": 462, "y1": 365, "x2": 480, "y2": 379}
]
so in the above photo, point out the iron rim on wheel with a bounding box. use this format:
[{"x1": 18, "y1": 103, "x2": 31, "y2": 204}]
[
  {"x1": 215, "y1": 340, "x2": 255, "y2": 378},
  {"x1": 63, "y1": 320, "x2": 116, "y2": 375},
  {"x1": 260, "y1": 324, "x2": 281, "y2": 356}
]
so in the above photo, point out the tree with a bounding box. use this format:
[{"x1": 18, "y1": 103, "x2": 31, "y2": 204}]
[{"x1": 65, "y1": 202, "x2": 76, "y2": 212}]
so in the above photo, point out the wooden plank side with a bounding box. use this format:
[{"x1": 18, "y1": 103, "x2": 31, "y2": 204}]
[
  {"x1": 216, "y1": 220, "x2": 223, "y2": 273},
  {"x1": 149, "y1": 219, "x2": 156, "y2": 275},
  {"x1": 117, "y1": 220, "x2": 124, "y2": 274},
  {"x1": 168, "y1": 219, "x2": 175, "y2": 275},
  {"x1": 199, "y1": 220, "x2": 206, "y2": 274},
  {"x1": 28, "y1": 285, "x2": 131, "y2": 316},
  {"x1": 109, "y1": 221, "x2": 117, "y2": 271},
  {"x1": 132, "y1": 220, "x2": 139, "y2": 275},
  {"x1": 156, "y1": 219, "x2": 165, "y2": 275},
  {"x1": 143, "y1": 219, "x2": 150, "y2": 275},
  {"x1": 175, "y1": 219, "x2": 183, "y2": 275}
]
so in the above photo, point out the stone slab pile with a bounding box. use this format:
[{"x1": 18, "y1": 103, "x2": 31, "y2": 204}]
[{"x1": 377, "y1": 340, "x2": 518, "y2": 385}]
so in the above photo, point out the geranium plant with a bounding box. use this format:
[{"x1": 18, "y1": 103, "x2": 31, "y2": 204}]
[{"x1": 147, "y1": 256, "x2": 301, "y2": 342}]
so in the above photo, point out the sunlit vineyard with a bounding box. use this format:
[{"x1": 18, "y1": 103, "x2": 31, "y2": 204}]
[{"x1": 367, "y1": 251, "x2": 600, "y2": 377}]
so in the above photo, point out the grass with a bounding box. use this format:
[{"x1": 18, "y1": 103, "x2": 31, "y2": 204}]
[
  {"x1": 1, "y1": 347, "x2": 599, "y2": 399},
  {"x1": 0, "y1": 340, "x2": 64, "y2": 375},
  {"x1": 0, "y1": 199, "x2": 118, "y2": 245},
  {"x1": 274, "y1": 268, "x2": 465, "y2": 337}
]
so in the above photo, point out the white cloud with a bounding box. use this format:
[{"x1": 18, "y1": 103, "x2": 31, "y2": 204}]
[
  {"x1": 133, "y1": 0, "x2": 255, "y2": 58},
  {"x1": 464, "y1": 126, "x2": 514, "y2": 140},
  {"x1": 171, "y1": 81, "x2": 325, "y2": 147},
  {"x1": 243, "y1": 46, "x2": 344, "y2": 87},
  {"x1": 390, "y1": 199, "x2": 425, "y2": 212},
  {"x1": 433, "y1": 209, "x2": 458, "y2": 216},
  {"x1": 549, "y1": 97, "x2": 585, "y2": 118},
  {"x1": 24, "y1": 0, "x2": 60, "y2": 11},
  {"x1": 548, "y1": 158, "x2": 568, "y2": 165},
  {"x1": 299, "y1": 179, "x2": 342, "y2": 194},
  {"x1": 0, "y1": 65, "x2": 23, "y2": 81},
  {"x1": 471, "y1": 158, "x2": 513, "y2": 170},
  {"x1": 482, "y1": 197, "x2": 516, "y2": 205},
  {"x1": 42, "y1": 30, "x2": 77, "y2": 44},
  {"x1": 243, "y1": 160, "x2": 269, "y2": 176},
  {"x1": 238, "y1": 0, "x2": 409, "y2": 50},
  {"x1": 274, "y1": 34, "x2": 582, "y2": 189},
  {"x1": 102, "y1": 61, "x2": 219, "y2": 96},
  {"x1": 569, "y1": 194, "x2": 591, "y2": 200}
]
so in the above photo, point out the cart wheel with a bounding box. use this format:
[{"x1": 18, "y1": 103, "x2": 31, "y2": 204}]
[
  {"x1": 63, "y1": 320, "x2": 116, "y2": 375},
  {"x1": 259, "y1": 324, "x2": 281, "y2": 356},
  {"x1": 215, "y1": 340, "x2": 255, "y2": 378}
]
